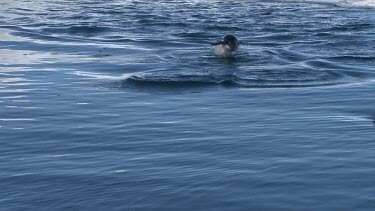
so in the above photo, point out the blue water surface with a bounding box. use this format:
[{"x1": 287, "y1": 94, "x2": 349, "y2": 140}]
[{"x1": 1, "y1": 0, "x2": 375, "y2": 210}]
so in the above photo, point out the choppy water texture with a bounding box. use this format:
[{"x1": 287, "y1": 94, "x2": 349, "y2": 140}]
[{"x1": 1, "y1": 0, "x2": 375, "y2": 210}]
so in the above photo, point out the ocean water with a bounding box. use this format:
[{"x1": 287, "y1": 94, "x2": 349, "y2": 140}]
[{"x1": 1, "y1": 0, "x2": 375, "y2": 210}]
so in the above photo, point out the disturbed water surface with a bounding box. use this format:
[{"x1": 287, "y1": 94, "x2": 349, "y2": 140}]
[{"x1": 1, "y1": 0, "x2": 375, "y2": 210}]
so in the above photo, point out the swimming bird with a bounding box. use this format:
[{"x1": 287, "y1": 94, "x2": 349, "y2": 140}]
[{"x1": 211, "y1": 34, "x2": 240, "y2": 57}]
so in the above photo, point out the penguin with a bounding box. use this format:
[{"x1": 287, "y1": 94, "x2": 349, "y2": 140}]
[{"x1": 211, "y1": 34, "x2": 240, "y2": 57}]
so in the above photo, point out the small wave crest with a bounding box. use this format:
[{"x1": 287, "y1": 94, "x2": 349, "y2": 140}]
[
  {"x1": 119, "y1": 60, "x2": 365, "y2": 90},
  {"x1": 42, "y1": 25, "x2": 113, "y2": 36},
  {"x1": 267, "y1": 0, "x2": 375, "y2": 8}
]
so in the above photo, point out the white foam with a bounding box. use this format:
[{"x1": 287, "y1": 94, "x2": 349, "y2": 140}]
[{"x1": 336, "y1": 0, "x2": 375, "y2": 8}]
